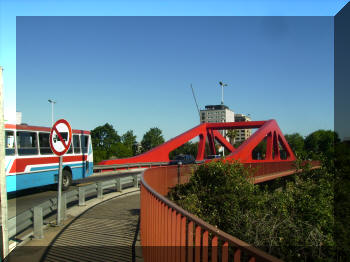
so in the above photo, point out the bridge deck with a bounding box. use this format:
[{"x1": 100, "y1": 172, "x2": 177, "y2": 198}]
[{"x1": 8, "y1": 192, "x2": 142, "y2": 262}]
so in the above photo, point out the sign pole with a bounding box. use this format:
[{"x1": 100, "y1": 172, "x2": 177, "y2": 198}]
[
  {"x1": 57, "y1": 156, "x2": 63, "y2": 225},
  {"x1": 49, "y1": 119, "x2": 72, "y2": 226},
  {"x1": 0, "y1": 66, "x2": 9, "y2": 259}
]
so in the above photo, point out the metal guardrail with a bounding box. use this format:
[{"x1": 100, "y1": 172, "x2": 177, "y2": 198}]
[
  {"x1": 7, "y1": 173, "x2": 140, "y2": 241},
  {"x1": 93, "y1": 162, "x2": 169, "y2": 172},
  {"x1": 93, "y1": 161, "x2": 205, "y2": 172}
]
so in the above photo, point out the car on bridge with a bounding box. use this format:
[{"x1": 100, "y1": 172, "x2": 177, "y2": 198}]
[
  {"x1": 169, "y1": 154, "x2": 195, "y2": 165},
  {"x1": 206, "y1": 154, "x2": 222, "y2": 160}
]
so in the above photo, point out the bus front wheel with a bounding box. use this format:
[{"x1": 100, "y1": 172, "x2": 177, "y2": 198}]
[{"x1": 62, "y1": 170, "x2": 72, "y2": 191}]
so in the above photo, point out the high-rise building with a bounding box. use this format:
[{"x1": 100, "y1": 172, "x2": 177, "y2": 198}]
[
  {"x1": 234, "y1": 113, "x2": 252, "y2": 143},
  {"x1": 200, "y1": 105, "x2": 235, "y2": 124},
  {"x1": 200, "y1": 105, "x2": 235, "y2": 141}
]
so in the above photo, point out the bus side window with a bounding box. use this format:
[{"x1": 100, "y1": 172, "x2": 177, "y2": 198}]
[
  {"x1": 73, "y1": 135, "x2": 81, "y2": 154},
  {"x1": 17, "y1": 131, "x2": 38, "y2": 156},
  {"x1": 67, "y1": 143, "x2": 73, "y2": 154},
  {"x1": 39, "y1": 132, "x2": 53, "y2": 155},
  {"x1": 81, "y1": 135, "x2": 89, "y2": 153},
  {"x1": 5, "y1": 131, "x2": 15, "y2": 155}
]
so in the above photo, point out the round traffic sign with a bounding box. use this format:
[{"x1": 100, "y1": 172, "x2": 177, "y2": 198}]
[{"x1": 49, "y1": 119, "x2": 72, "y2": 156}]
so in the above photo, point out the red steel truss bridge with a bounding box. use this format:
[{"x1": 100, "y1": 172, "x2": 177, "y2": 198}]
[{"x1": 98, "y1": 119, "x2": 319, "y2": 182}]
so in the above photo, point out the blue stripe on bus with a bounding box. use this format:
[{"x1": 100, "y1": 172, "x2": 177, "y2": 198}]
[{"x1": 7, "y1": 162, "x2": 94, "y2": 192}]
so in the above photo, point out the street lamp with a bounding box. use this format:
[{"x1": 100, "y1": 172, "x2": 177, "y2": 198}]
[
  {"x1": 48, "y1": 99, "x2": 56, "y2": 126},
  {"x1": 219, "y1": 81, "x2": 228, "y2": 105}
]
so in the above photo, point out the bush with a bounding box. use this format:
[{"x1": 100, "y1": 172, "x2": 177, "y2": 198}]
[{"x1": 168, "y1": 160, "x2": 335, "y2": 261}]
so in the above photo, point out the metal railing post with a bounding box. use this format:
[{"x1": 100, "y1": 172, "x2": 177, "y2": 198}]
[
  {"x1": 97, "y1": 182, "x2": 103, "y2": 199},
  {"x1": 116, "y1": 178, "x2": 122, "y2": 192},
  {"x1": 133, "y1": 175, "x2": 138, "y2": 188},
  {"x1": 177, "y1": 162, "x2": 182, "y2": 185},
  {"x1": 33, "y1": 206, "x2": 43, "y2": 239},
  {"x1": 79, "y1": 187, "x2": 86, "y2": 206}
]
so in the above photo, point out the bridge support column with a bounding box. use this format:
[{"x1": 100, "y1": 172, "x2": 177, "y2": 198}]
[{"x1": 196, "y1": 133, "x2": 207, "y2": 160}]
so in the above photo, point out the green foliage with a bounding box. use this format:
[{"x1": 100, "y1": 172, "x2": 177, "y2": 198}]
[
  {"x1": 285, "y1": 133, "x2": 305, "y2": 155},
  {"x1": 91, "y1": 123, "x2": 136, "y2": 163},
  {"x1": 169, "y1": 142, "x2": 198, "y2": 160},
  {"x1": 169, "y1": 161, "x2": 335, "y2": 261},
  {"x1": 91, "y1": 123, "x2": 120, "y2": 149},
  {"x1": 110, "y1": 142, "x2": 133, "y2": 158},
  {"x1": 91, "y1": 123, "x2": 121, "y2": 163},
  {"x1": 141, "y1": 127, "x2": 165, "y2": 152},
  {"x1": 226, "y1": 129, "x2": 239, "y2": 144},
  {"x1": 304, "y1": 130, "x2": 339, "y2": 160},
  {"x1": 121, "y1": 130, "x2": 137, "y2": 155},
  {"x1": 334, "y1": 141, "x2": 350, "y2": 259}
]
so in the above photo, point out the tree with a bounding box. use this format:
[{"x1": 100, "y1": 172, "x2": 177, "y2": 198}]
[
  {"x1": 91, "y1": 123, "x2": 121, "y2": 163},
  {"x1": 141, "y1": 127, "x2": 165, "y2": 152},
  {"x1": 226, "y1": 129, "x2": 239, "y2": 144},
  {"x1": 304, "y1": 130, "x2": 339, "y2": 159},
  {"x1": 110, "y1": 142, "x2": 133, "y2": 158},
  {"x1": 91, "y1": 123, "x2": 120, "y2": 150},
  {"x1": 169, "y1": 142, "x2": 198, "y2": 160},
  {"x1": 121, "y1": 130, "x2": 137, "y2": 155},
  {"x1": 285, "y1": 133, "x2": 305, "y2": 156}
]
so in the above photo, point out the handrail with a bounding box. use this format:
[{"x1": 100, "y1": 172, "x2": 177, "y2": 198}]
[
  {"x1": 94, "y1": 160, "x2": 205, "y2": 172},
  {"x1": 140, "y1": 165, "x2": 283, "y2": 262}
]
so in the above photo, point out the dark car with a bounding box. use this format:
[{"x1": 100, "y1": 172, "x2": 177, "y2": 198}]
[
  {"x1": 169, "y1": 154, "x2": 195, "y2": 165},
  {"x1": 206, "y1": 155, "x2": 222, "y2": 160}
]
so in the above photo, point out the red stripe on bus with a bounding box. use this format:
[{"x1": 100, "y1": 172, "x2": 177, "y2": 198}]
[{"x1": 9, "y1": 155, "x2": 88, "y2": 173}]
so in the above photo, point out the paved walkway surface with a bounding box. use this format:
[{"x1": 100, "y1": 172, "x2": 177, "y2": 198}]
[{"x1": 7, "y1": 191, "x2": 142, "y2": 262}]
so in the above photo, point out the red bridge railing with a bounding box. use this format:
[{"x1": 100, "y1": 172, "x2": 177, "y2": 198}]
[{"x1": 140, "y1": 165, "x2": 283, "y2": 262}]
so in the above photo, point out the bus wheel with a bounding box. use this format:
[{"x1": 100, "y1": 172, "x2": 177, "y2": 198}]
[{"x1": 62, "y1": 170, "x2": 72, "y2": 191}]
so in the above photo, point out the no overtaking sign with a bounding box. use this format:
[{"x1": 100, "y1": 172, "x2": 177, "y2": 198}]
[{"x1": 49, "y1": 119, "x2": 72, "y2": 156}]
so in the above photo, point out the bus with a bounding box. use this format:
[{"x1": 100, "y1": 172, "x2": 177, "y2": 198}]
[{"x1": 4, "y1": 123, "x2": 94, "y2": 192}]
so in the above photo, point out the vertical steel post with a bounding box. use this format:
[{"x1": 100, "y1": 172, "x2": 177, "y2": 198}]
[
  {"x1": 79, "y1": 187, "x2": 86, "y2": 206},
  {"x1": 33, "y1": 206, "x2": 43, "y2": 239},
  {"x1": 57, "y1": 156, "x2": 63, "y2": 225},
  {"x1": 97, "y1": 182, "x2": 103, "y2": 199},
  {"x1": 0, "y1": 66, "x2": 9, "y2": 259}
]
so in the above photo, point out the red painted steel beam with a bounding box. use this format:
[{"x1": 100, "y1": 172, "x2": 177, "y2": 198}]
[{"x1": 99, "y1": 119, "x2": 296, "y2": 166}]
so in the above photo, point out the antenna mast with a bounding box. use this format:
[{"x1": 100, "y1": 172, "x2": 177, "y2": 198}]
[{"x1": 190, "y1": 84, "x2": 200, "y2": 120}]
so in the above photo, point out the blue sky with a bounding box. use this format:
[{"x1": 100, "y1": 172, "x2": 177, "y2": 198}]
[{"x1": 1, "y1": 1, "x2": 348, "y2": 141}]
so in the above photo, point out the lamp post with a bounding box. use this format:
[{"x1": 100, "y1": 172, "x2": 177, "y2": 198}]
[
  {"x1": 219, "y1": 81, "x2": 228, "y2": 105},
  {"x1": 48, "y1": 99, "x2": 56, "y2": 126}
]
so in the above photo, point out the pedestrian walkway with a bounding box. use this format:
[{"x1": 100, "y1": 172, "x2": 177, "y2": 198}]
[{"x1": 7, "y1": 191, "x2": 142, "y2": 262}]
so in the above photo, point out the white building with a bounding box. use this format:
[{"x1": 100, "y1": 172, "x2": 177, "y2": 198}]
[
  {"x1": 200, "y1": 105, "x2": 235, "y2": 142},
  {"x1": 200, "y1": 105, "x2": 235, "y2": 124},
  {"x1": 234, "y1": 113, "x2": 252, "y2": 143}
]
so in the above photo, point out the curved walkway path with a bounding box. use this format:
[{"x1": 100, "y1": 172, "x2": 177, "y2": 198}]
[{"x1": 7, "y1": 191, "x2": 142, "y2": 262}]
